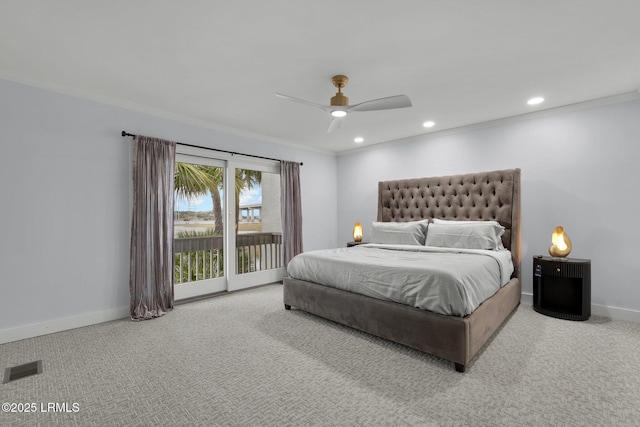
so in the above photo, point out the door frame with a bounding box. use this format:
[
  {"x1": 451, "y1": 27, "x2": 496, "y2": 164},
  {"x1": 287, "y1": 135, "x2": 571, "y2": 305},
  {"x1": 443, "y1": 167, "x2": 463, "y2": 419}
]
[
  {"x1": 173, "y1": 152, "x2": 227, "y2": 300},
  {"x1": 226, "y1": 159, "x2": 283, "y2": 292},
  {"x1": 174, "y1": 145, "x2": 283, "y2": 299}
]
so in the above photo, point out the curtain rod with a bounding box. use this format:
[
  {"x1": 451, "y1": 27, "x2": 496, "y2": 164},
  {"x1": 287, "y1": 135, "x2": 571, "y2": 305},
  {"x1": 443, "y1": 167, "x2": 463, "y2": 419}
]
[{"x1": 121, "y1": 131, "x2": 302, "y2": 166}]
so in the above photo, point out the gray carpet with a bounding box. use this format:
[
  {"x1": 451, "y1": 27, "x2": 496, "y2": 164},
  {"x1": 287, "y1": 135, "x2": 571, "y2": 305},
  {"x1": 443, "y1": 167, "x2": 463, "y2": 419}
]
[{"x1": 1, "y1": 283, "x2": 639, "y2": 426}]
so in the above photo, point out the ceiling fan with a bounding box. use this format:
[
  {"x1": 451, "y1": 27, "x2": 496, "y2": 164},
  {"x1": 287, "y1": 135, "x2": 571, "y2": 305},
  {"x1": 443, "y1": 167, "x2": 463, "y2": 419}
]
[{"x1": 276, "y1": 75, "x2": 412, "y2": 132}]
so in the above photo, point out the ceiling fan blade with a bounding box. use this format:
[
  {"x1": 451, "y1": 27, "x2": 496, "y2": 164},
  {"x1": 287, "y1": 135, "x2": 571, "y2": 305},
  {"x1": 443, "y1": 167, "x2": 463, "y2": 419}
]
[
  {"x1": 348, "y1": 95, "x2": 412, "y2": 112},
  {"x1": 275, "y1": 93, "x2": 330, "y2": 112},
  {"x1": 327, "y1": 117, "x2": 343, "y2": 133}
]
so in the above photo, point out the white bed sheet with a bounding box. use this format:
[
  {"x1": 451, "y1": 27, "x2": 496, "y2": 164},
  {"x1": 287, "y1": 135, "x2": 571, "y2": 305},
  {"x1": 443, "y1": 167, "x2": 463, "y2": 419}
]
[{"x1": 286, "y1": 244, "x2": 514, "y2": 317}]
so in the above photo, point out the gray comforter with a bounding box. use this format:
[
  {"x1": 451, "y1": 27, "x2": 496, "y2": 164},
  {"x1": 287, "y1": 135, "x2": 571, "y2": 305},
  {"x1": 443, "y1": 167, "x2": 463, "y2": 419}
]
[{"x1": 286, "y1": 244, "x2": 514, "y2": 317}]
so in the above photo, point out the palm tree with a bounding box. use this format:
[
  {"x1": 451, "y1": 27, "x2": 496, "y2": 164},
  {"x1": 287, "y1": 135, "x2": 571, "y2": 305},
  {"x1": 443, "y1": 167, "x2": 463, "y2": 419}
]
[
  {"x1": 173, "y1": 163, "x2": 221, "y2": 282},
  {"x1": 196, "y1": 165, "x2": 224, "y2": 235},
  {"x1": 174, "y1": 163, "x2": 262, "y2": 235},
  {"x1": 174, "y1": 162, "x2": 216, "y2": 202},
  {"x1": 173, "y1": 163, "x2": 264, "y2": 278}
]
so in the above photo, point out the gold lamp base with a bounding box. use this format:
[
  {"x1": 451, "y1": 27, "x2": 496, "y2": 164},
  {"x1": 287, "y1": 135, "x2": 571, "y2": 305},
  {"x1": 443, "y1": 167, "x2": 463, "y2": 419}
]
[
  {"x1": 548, "y1": 226, "x2": 572, "y2": 257},
  {"x1": 352, "y1": 221, "x2": 363, "y2": 243}
]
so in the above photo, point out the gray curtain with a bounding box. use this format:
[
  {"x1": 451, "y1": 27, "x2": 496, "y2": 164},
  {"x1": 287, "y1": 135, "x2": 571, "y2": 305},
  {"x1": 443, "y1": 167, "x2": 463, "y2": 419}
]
[
  {"x1": 130, "y1": 136, "x2": 176, "y2": 320},
  {"x1": 280, "y1": 160, "x2": 303, "y2": 275}
]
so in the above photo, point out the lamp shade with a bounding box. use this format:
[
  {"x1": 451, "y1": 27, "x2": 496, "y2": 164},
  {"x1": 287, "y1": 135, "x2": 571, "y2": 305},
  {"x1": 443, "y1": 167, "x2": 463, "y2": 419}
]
[
  {"x1": 548, "y1": 225, "x2": 572, "y2": 257},
  {"x1": 353, "y1": 222, "x2": 363, "y2": 243}
]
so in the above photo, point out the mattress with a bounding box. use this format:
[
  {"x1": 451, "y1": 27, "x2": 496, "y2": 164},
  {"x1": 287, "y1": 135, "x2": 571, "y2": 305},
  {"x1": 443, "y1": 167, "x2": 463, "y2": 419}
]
[{"x1": 286, "y1": 244, "x2": 514, "y2": 317}]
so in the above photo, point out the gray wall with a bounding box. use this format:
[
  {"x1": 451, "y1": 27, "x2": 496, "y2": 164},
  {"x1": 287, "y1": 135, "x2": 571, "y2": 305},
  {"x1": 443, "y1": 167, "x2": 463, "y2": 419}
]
[
  {"x1": 3, "y1": 74, "x2": 638, "y2": 339},
  {"x1": 0, "y1": 78, "x2": 337, "y2": 336},
  {"x1": 337, "y1": 98, "x2": 640, "y2": 315}
]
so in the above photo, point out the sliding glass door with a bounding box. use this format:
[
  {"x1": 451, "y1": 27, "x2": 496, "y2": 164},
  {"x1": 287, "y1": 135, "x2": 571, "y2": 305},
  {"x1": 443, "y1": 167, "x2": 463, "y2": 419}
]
[
  {"x1": 227, "y1": 162, "x2": 283, "y2": 291},
  {"x1": 173, "y1": 155, "x2": 227, "y2": 300},
  {"x1": 173, "y1": 150, "x2": 283, "y2": 299}
]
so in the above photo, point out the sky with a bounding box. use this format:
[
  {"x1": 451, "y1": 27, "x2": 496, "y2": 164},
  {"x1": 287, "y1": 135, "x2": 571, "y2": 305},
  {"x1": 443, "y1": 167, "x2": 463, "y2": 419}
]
[{"x1": 175, "y1": 185, "x2": 262, "y2": 212}]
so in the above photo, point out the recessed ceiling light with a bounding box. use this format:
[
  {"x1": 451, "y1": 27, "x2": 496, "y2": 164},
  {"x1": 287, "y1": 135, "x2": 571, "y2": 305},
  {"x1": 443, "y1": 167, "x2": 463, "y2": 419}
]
[
  {"x1": 331, "y1": 110, "x2": 347, "y2": 118},
  {"x1": 423, "y1": 121, "x2": 435, "y2": 128},
  {"x1": 354, "y1": 137, "x2": 364, "y2": 143},
  {"x1": 527, "y1": 97, "x2": 544, "y2": 106}
]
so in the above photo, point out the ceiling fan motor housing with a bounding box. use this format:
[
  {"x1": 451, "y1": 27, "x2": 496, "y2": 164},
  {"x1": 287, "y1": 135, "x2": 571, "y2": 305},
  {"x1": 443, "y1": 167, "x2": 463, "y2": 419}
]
[
  {"x1": 331, "y1": 92, "x2": 349, "y2": 106},
  {"x1": 330, "y1": 75, "x2": 349, "y2": 106}
]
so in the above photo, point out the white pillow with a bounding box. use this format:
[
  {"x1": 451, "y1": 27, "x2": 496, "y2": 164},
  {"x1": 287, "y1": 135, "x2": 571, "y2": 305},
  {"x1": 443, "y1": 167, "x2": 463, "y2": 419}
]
[
  {"x1": 425, "y1": 221, "x2": 505, "y2": 250},
  {"x1": 370, "y1": 220, "x2": 429, "y2": 245},
  {"x1": 432, "y1": 218, "x2": 502, "y2": 226}
]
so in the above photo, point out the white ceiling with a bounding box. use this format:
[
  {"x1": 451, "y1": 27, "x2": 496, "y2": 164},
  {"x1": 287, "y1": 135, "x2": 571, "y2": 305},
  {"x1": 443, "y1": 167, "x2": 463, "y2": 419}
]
[{"x1": 1, "y1": 1, "x2": 639, "y2": 153}]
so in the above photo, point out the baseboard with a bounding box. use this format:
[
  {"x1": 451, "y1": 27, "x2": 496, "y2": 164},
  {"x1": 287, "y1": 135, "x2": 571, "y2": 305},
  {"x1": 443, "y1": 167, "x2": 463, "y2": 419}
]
[
  {"x1": 3, "y1": 293, "x2": 638, "y2": 344},
  {"x1": 520, "y1": 293, "x2": 640, "y2": 323},
  {"x1": 0, "y1": 306, "x2": 129, "y2": 344}
]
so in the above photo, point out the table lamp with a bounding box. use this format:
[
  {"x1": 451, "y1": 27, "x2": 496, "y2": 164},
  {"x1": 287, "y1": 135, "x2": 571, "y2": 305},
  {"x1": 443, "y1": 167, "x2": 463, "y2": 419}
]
[
  {"x1": 352, "y1": 222, "x2": 363, "y2": 243},
  {"x1": 548, "y1": 225, "x2": 572, "y2": 257}
]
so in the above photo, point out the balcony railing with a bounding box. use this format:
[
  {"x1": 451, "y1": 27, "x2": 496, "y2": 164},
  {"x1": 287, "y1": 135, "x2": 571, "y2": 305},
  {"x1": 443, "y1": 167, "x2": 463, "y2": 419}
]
[
  {"x1": 173, "y1": 232, "x2": 282, "y2": 284},
  {"x1": 174, "y1": 235, "x2": 223, "y2": 284},
  {"x1": 236, "y1": 232, "x2": 283, "y2": 274}
]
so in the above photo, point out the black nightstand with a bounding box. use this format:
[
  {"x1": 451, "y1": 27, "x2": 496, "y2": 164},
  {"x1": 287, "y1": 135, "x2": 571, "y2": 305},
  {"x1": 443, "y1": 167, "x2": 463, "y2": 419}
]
[
  {"x1": 347, "y1": 241, "x2": 368, "y2": 247},
  {"x1": 533, "y1": 256, "x2": 591, "y2": 321}
]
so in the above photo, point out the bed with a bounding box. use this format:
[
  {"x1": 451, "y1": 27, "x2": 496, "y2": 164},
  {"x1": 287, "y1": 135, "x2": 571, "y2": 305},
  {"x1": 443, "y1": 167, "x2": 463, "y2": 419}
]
[{"x1": 283, "y1": 168, "x2": 521, "y2": 372}]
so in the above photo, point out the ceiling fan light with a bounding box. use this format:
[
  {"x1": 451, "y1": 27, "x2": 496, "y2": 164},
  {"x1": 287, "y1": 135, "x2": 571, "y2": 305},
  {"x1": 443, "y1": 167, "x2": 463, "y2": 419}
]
[
  {"x1": 527, "y1": 97, "x2": 544, "y2": 105},
  {"x1": 331, "y1": 110, "x2": 347, "y2": 118}
]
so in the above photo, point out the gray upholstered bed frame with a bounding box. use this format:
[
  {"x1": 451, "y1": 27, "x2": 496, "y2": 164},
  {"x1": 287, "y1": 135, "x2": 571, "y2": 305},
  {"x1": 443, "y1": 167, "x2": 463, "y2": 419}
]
[{"x1": 283, "y1": 168, "x2": 521, "y2": 372}]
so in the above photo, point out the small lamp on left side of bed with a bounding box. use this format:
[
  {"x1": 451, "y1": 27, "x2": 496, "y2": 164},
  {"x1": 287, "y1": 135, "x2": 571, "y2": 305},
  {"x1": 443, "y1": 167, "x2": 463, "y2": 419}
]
[{"x1": 353, "y1": 222, "x2": 363, "y2": 243}]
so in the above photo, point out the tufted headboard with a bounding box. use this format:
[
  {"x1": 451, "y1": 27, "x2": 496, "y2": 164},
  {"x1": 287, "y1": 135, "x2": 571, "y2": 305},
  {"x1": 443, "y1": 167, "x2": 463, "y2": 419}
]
[{"x1": 377, "y1": 168, "x2": 521, "y2": 279}]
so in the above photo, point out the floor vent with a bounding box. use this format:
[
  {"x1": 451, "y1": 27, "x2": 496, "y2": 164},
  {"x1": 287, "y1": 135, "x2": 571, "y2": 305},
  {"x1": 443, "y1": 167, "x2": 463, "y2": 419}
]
[{"x1": 3, "y1": 360, "x2": 42, "y2": 384}]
